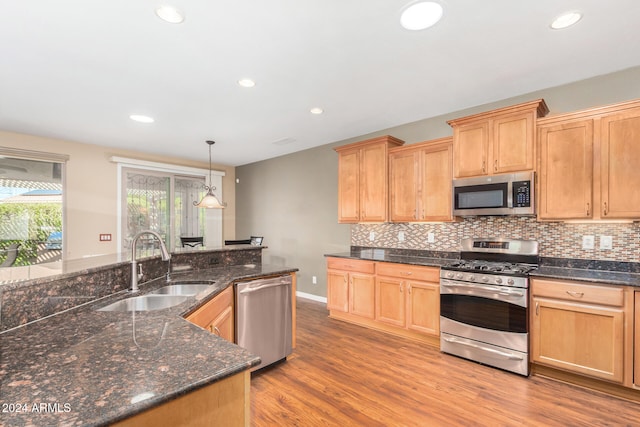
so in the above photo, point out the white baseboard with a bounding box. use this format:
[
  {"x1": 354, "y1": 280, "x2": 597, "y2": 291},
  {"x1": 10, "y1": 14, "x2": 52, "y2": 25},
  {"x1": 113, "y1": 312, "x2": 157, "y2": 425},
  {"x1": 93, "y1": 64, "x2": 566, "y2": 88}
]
[{"x1": 296, "y1": 291, "x2": 327, "y2": 304}]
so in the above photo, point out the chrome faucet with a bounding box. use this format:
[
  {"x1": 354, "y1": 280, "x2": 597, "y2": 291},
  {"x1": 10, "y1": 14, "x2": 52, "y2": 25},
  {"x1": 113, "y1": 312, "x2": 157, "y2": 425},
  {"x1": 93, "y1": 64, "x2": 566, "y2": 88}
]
[{"x1": 130, "y1": 230, "x2": 171, "y2": 292}]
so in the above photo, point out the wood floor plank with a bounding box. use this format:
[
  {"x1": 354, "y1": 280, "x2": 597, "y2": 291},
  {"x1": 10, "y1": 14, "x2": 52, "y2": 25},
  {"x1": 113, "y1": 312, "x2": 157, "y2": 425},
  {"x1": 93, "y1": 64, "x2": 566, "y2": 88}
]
[{"x1": 251, "y1": 298, "x2": 640, "y2": 426}]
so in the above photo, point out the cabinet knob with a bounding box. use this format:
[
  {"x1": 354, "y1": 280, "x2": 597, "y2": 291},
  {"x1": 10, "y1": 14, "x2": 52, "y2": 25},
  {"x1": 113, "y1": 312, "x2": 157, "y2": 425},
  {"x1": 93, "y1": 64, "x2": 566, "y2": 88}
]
[
  {"x1": 603, "y1": 202, "x2": 608, "y2": 216},
  {"x1": 586, "y1": 203, "x2": 590, "y2": 216}
]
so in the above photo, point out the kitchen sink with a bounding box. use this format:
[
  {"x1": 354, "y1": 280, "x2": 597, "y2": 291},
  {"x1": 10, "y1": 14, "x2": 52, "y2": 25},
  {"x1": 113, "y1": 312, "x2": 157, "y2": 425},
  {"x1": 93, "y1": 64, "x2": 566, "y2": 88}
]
[
  {"x1": 97, "y1": 295, "x2": 190, "y2": 312},
  {"x1": 149, "y1": 283, "x2": 212, "y2": 296}
]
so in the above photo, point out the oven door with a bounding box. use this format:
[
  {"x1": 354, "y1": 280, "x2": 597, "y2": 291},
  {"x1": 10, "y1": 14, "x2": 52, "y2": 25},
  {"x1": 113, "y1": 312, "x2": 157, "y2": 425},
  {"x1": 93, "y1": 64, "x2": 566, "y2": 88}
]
[{"x1": 439, "y1": 278, "x2": 528, "y2": 351}]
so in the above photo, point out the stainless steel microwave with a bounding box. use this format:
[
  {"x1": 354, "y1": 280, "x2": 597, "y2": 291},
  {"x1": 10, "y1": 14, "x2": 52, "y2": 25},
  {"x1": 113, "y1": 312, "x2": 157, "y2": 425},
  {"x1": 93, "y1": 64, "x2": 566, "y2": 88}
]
[{"x1": 452, "y1": 171, "x2": 535, "y2": 216}]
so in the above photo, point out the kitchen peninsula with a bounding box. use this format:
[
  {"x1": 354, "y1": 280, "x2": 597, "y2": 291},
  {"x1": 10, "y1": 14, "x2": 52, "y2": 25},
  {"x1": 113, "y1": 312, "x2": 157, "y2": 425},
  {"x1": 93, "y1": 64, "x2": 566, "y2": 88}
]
[{"x1": 0, "y1": 246, "x2": 297, "y2": 426}]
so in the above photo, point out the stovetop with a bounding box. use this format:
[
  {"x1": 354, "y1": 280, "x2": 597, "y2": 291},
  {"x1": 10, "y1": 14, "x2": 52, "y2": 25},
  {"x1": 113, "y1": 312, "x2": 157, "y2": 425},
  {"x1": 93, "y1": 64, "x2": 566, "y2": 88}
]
[{"x1": 442, "y1": 260, "x2": 538, "y2": 277}]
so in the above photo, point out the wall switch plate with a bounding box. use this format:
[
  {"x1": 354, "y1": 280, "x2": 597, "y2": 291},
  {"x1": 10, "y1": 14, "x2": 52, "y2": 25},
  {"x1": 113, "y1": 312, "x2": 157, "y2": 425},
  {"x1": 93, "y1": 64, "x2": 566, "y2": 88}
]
[
  {"x1": 312, "y1": 276, "x2": 317, "y2": 285},
  {"x1": 398, "y1": 231, "x2": 405, "y2": 242},
  {"x1": 600, "y1": 235, "x2": 613, "y2": 250},
  {"x1": 427, "y1": 232, "x2": 435, "y2": 243},
  {"x1": 582, "y1": 235, "x2": 595, "y2": 250},
  {"x1": 369, "y1": 232, "x2": 375, "y2": 241},
  {"x1": 99, "y1": 233, "x2": 112, "y2": 241}
]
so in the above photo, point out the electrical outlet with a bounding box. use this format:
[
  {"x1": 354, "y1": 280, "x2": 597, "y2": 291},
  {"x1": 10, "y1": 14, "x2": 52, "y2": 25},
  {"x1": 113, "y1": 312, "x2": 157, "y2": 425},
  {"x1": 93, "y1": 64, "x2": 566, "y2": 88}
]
[
  {"x1": 369, "y1": 232, "x2": 375, "y2": 241},
  {"x1": 427, "y1": 232, "x2": 435, "y2": 243},
  {"x1": 312, "y1": 276, "x2": 317, "y2": 285},
  {"x1": 398, "y1": 231, "x2": 405, "y2": 242},
  {"x1": 582, "y1": 235, "x2": 595, "y2": 250},
  {"x1": 599, "y1": 235, "x2": 613, "y2": 250}
]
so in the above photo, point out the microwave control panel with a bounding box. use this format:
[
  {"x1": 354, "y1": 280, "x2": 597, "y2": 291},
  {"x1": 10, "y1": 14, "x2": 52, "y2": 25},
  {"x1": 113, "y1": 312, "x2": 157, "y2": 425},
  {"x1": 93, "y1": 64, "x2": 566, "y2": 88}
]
[{"x1": 512, "y1": 181, "x2": 531, "y2": 207}]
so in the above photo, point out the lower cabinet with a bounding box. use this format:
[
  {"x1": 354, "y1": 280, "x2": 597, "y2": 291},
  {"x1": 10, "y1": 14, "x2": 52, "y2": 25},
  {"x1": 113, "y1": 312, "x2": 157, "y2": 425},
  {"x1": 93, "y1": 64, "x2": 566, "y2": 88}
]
[
  {"x1": 326, "y1": 257, "x2": 440, "y2": 345},
  {"x1": 327, "y1": 257, "x2": 375, "y2": 318},
  {"x1": 186, "y1": 286, "x2": 234, "y2": 342},
  {"x1": 530, "y1": 278, "x2": 626, "y2": 384},
  {"x1": 375, "y1": 262, "x2": 440, "y2": 336}
]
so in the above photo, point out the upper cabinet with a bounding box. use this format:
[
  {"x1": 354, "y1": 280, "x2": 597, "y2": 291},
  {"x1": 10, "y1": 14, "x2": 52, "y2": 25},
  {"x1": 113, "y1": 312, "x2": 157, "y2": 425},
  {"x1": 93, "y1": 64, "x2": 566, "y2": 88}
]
[
  {"x1": 335, "y1": 135, "x2": 404, "y2": 223},
  {"x1": 538, "y1": 99, "x2": 640, "y2": 220},
  {"x1": 388, "y1": 137, "x2": 453, "y2": 222},
  {"x1": 448, "y1": 99, "x2": 549, "y2": 178}
]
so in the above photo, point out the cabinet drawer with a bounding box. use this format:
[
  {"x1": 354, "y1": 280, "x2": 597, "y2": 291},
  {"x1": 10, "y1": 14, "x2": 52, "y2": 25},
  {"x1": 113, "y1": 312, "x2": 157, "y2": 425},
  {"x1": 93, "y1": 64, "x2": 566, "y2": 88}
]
[
  {"x1": 531, "y1": 278, "x2": 624, "y2": 307},
  {"x1": 376, "y1": 262, "x2": 439, "y2": 283},
  {"x1": 186, "y1": 286, "x2": 233, "y2": 328},
  {"x1": 327, "y1": 257, "x2": 375, "y2": 274}
]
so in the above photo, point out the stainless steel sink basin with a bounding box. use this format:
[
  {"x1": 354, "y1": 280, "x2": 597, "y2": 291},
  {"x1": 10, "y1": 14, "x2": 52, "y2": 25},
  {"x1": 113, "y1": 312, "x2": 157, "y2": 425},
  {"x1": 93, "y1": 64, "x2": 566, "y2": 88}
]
[
  {"x1": 97, "y1": 295, "x2": 189, "y2": 312},
  {"x1": 150, "y1": 283, "x2": 212, "y2": 296}
]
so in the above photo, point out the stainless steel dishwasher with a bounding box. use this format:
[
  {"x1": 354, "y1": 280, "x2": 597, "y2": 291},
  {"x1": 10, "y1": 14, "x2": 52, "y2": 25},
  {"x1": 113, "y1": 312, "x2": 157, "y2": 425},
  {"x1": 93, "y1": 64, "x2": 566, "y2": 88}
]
[{"x1": 235, "y1": 274, "x2": 293, "y2": 371}]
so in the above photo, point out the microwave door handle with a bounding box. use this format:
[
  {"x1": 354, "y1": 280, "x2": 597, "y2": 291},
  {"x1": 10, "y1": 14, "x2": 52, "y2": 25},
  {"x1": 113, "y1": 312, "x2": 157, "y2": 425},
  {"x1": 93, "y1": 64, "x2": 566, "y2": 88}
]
[{"x1": 507, "y1": 180, "x2": 513, "y2": 208}]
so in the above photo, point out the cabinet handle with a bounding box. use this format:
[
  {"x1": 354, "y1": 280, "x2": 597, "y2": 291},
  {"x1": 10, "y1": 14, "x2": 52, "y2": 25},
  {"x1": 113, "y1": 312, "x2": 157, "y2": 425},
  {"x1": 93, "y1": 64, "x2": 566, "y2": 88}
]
[
  {"x1": 494, "y1": 159, "x2": 498, "y2": 172},
  {"x1": 586, "y1": 203, "x2": 590, "y2": 216},
  {"x1": 603, "y1": 202, "x2": 608, "y2": 216},
  {"x1": 400, "y1": 283, "x2": 403, "y2": 293},
  {"x1": 566, "y1": 290, "x2": 584, "y2": 298},
  {"x1": 482, "y1": 160, "x2": 486, "y2": 173},
  {"x1": 535, "y1": 302, "x2": 539, "y2": 316},
  {"x1": 408, "y1": 284, "x2": 412, "y2": 294},
  {"x1": 213, "y1": 326, "x2": 221, "y2": 336},
  {"x1": 402, "y1": 271, "x2": 413, "y2": 275}
]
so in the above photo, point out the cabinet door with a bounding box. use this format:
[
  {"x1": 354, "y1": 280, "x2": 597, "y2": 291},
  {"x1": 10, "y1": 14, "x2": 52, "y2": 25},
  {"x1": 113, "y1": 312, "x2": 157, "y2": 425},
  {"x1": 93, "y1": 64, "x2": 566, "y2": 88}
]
[
  {"x1": 208, "y1": 305, "x2": 234, "y2": 341},
  {"x1": 538, "y1": 120, "x2": 594, "y2": 220},
  {"x1": 421, "y1": 143, "x2": 452, "y2": 221},
  {"x1": 493, "y1": 111, "x2": 535, "y2": 173},
  {"x1": 375, "y1": 276, "x2": 405, "y2": 327},
  {"x1": 389, "y1": 150, "x2": 419, "y2": 222},
  {"x1": 531, "y1": 297, "x2": 624, "y2": 383},
  {"x1": 406, "y1": 280, "x2": 439, "y2": 336},
  {"x1": 327, "y1": 270, "x2": 349, "y2": 312},
  {"x1": 635, "y1": 292, "x2": 640, "y2": 386},
  {"x1": 453, "y1": 121, "x2": 489, "y2": 178},
  {"x1": 600, "y1": 108, "x2": 640, "y2": 218},
  {"x1": 360, "y1": 143, "x2": 388, "y2": 222},
  {"x1": 337, "y1": 149, "x2": 360, "y2": 223},
  {"x1": 349, "y1": 273, "x2": 375, "y2": 318}
]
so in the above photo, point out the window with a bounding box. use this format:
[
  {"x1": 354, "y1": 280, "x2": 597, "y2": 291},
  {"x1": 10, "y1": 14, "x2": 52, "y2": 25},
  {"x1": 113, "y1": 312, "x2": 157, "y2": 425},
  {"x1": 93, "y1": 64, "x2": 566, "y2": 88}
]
[
  {"x1": 114, "y1": 157, "x2": 223, "y2": 253},
  {"x1": 0, "y1": 147, "x2": 67, "y2": 277}
]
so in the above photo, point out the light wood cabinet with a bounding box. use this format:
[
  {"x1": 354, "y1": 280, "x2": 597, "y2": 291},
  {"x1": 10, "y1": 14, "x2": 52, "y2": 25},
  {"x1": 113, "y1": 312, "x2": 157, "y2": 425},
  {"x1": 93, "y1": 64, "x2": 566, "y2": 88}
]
[
  {"x1": 537, "y1": 100, "x2": 640, "y2": 220},
  {"x1": 186, "y1": 286, "x2": 234, "y2": 342},
  {"x1": 327, "y1": 257, "x2": 375, "y2": 318},
  {"x1": 530, "y1": 278, "x2": 625, "y2": 383},
  {"x1": 448, "y1": 99, "x2": 548, "y2": 178},
  {"x1": 335, "y1": 135, "x2": 404, "y2": 223},
  {"x1": 635, "y1": 292, "x2": 640, "y2": 387},
  {"x1": 375, "y1": 262, "x2": 440, "y2": 336},
  {"x1": 389, "y1": 137, "x2": 453, "y2": 222}
]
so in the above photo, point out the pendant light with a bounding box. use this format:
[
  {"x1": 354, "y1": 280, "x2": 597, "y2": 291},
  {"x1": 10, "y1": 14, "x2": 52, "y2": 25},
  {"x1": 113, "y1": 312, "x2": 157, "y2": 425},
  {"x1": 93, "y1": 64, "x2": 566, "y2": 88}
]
[{"x1": 194, "y1": 140, "x2": 226, "y2": 209}]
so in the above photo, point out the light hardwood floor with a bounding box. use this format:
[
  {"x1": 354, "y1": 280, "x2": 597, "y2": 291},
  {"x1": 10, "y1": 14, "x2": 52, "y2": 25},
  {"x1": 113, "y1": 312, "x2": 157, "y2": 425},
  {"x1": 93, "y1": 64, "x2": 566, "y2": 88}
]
[{"x1": 251, "y1": 298, "x2": 640, "y2": 426}]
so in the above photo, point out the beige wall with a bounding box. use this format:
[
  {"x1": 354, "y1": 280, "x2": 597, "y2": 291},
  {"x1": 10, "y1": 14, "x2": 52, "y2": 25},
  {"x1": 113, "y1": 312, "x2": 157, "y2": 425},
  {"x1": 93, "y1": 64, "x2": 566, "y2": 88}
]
[
  {"x1": 236, "y1": 65, "x2": 640, "y2": 299},
  {"x1": 0, "y1": 131, "x2": 236, "y2": 260}
]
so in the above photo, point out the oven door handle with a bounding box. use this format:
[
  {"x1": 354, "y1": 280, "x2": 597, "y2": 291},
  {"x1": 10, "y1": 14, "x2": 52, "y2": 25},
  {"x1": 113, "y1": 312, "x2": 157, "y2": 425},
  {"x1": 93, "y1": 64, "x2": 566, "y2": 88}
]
[
  {"x1": 441, "y1": 282, "x2": 524, "y2": 297},
  {"x1": 443, "y1": 337, "x2": 524, "y2": 361}
]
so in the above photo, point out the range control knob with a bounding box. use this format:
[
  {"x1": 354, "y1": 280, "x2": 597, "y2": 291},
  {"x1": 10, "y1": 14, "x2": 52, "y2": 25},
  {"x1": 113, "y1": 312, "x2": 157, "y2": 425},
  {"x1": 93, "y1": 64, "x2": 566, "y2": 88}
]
[
  {"x1": 495, "y1": 277, "x2": 503, "y2": 284},
  {"x1": 507, "y1": 278, "x2": 515, "y2": 285},
  {"x1": 446, "y1": 272, "x2": 454, "y2": 279},
  {"x1": 468, "y1": 275, "x2": 476, "y2": 282},
  {"x1": 481, "y1": 276, "x2": 489, "y2": 282},
  {"x1": 456, "y1": 273, "x2": 463, "y2": 280}
]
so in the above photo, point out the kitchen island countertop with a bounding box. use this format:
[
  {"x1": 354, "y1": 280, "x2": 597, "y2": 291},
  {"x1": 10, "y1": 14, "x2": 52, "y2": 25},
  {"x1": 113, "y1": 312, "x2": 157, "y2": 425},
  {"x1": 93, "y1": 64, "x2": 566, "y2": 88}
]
[{"x1": 0, "y1": 263, "x2": 297, "y2": 427}]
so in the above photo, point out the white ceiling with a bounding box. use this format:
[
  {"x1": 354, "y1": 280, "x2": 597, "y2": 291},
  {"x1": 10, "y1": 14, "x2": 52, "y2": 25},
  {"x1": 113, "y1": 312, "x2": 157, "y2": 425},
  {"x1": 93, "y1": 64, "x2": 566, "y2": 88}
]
[{"x1": 1, "y1": 1, "x2": 639, "y2": 166}]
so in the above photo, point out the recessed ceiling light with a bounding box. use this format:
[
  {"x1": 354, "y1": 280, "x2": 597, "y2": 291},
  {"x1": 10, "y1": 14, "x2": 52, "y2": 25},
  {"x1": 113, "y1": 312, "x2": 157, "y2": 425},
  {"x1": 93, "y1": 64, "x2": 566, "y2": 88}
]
[
  {"x1": 310, "y1": 107, "x2": 324, "y2": 115},
  {"x1": 400, "y1": 1, "x2": 443, "y2": 31},
  {"x1": 129, "y1": 114, "x2": 155, "y2": 124},
  {"x1": 238, "y1": 79, "x2": 256, "y2": 88},
  {"x1": 155, "y1": 6, "x2": 185, "y2": 24},
  {"x1": 550, "y1": 11, "x2": 582, "y2": 30}
]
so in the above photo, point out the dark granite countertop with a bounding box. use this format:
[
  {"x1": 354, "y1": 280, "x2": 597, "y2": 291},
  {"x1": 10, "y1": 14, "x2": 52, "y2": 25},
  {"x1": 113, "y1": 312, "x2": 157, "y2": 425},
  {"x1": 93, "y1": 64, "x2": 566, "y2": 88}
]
[
  {"x1": 530, "y1": 266, "x2": 640, "y2": 287},
  {"x1": 325, "y1": 247, "x2": 456, "y2": 268},
  {"x1": 0, "y1": 263, "x2": 297, "y2": 427},
  {"x1": 326, "y1": 247, "x2": 640, "y2": 288}
]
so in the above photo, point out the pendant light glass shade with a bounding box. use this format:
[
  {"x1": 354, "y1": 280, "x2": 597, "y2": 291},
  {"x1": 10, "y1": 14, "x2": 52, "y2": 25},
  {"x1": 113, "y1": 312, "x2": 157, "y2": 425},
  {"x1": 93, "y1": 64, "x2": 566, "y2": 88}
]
[{"x1": 194, "y1": 140, "x2": 226, "y2": 209}]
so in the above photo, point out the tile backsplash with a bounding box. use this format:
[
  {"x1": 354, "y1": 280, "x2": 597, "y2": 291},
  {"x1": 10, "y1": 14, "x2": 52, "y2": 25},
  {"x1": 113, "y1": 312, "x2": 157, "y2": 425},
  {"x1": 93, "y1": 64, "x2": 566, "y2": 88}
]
[{"x1": 352, "y1": 217, "x2": 640, "y2": 262}]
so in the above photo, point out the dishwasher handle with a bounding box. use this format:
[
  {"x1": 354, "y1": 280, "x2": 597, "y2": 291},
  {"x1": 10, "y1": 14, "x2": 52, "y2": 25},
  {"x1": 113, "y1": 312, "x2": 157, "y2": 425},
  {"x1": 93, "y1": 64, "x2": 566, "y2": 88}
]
[{"x1": 238, "y1": 279, "x2": 289, "y2": 295}]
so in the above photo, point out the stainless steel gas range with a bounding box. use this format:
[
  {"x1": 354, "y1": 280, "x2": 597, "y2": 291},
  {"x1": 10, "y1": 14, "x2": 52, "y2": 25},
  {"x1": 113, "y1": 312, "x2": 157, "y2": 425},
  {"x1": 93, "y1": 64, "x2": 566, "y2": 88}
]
[{"x1": 439, "y1": 238, "x2": 539, "y2": 376}]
